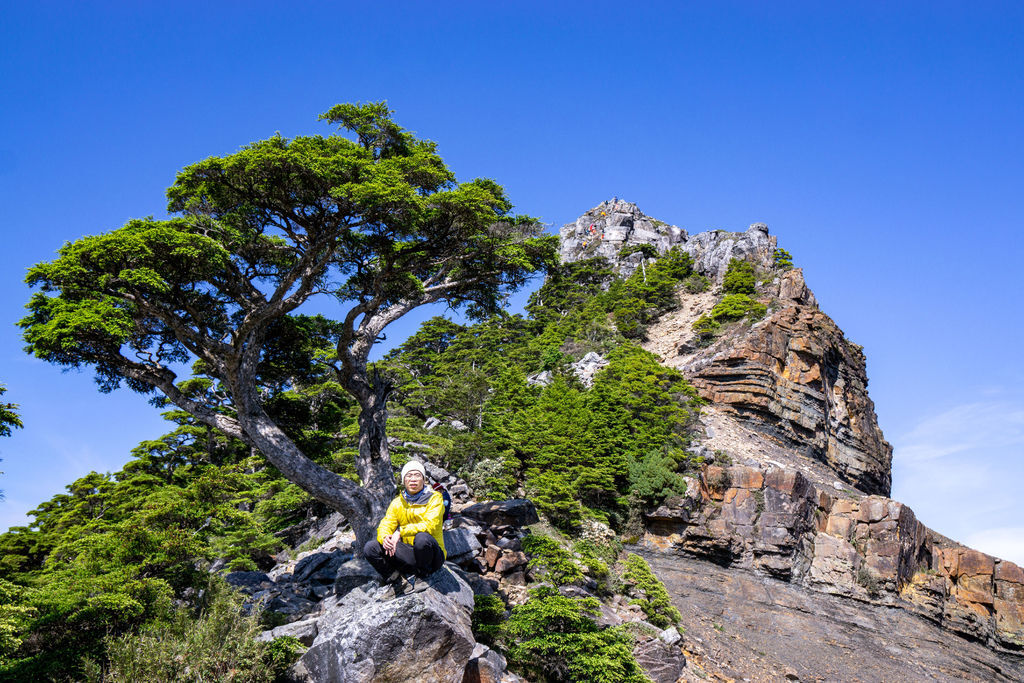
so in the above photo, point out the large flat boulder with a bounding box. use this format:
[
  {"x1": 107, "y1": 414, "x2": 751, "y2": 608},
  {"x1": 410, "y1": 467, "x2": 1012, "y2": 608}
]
[
  {"x1": 460, "y1": 499, "x2": 539, "y2": 528},
  {"x1": 291, "y1": 566, "x2": 476, "y2": 682}
]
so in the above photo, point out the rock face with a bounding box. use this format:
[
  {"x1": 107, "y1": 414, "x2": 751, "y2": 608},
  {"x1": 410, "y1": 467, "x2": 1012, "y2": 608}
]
[
  {"x1": 686, "y1": 302, "x2": 893, "y2": 496},
  {"x1": 643, "y1": 549, "x2": 1024, "y2": 682},
  {"x1": 681, "y1": 222, "x2": 777, "y2": 284},
  {"x1": 559, "y1": 199, "x2": 685, "y2": 276},
  {"x1": 291, "y1": 568, "x2": 476, "y2": 683},
  {"x1": 561, "y1": 201, "x2": 891, "y2": 495},
  {"x1": 642, "y1": 463, "x2": 1024, "y2": 657}
]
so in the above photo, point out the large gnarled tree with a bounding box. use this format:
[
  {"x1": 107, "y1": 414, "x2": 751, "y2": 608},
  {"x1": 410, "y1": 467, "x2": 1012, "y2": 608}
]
[{"x1": 20, "y1": 103, "x2": 557, "y2": 547}]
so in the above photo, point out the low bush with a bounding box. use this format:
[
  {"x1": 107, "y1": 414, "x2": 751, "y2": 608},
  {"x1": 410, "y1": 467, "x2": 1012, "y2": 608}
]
[
  {"x1": 722, "y1": 258, "x2": 756, "y2": 294},
  {"x1": 100, "y1": 579, "x2": 301, "y2": 683},
  {"x1": 472, "y1": 594, "x2": 506, "y2": 646},
  {"x1": 521, "y1": 534, "x2": 584, "y2": 585},
  {"x1": 620, "y1": 554, "x2": 680, "y2": 629},
  {"x1": 504, "y1": 586, "x2": 651, "y2": 683},
  {"x1": 682, "y1": 273, "x2": 710, "y2": 293},
  {"x1": 710, "y1": 294, "x2": 766, "y2": 322}
]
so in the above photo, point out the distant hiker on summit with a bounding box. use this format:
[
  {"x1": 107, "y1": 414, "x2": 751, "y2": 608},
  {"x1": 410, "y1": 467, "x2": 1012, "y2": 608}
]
[{"x1": 364, "y1": 461, "x2": 447, "y2": 593}]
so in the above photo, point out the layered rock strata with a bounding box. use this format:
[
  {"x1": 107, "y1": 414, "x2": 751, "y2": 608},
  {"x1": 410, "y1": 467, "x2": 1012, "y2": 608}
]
[
  {"x1": 561, "y1": 201, "x2": 892, "y2": 496},
  {"x1": 685, "y1": 301, "x2": 893, "y2": 496},
  {"x1": 642, "y1": 463, "x2": 1024, "y2": 656}
]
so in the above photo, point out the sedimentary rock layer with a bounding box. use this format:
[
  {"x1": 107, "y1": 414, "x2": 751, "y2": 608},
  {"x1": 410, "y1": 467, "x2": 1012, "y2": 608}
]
[
  {"x1": 687, "y1": 302, "x2": 893, "y2": 496},
  {"x1": 643, "y1": 463, "x2": 1024, "y2": 657}
]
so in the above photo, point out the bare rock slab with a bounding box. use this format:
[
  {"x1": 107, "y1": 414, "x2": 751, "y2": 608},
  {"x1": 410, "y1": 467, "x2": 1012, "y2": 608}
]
[{"x1": 292, "y1": 567, "x2": 476, "y2": 683}]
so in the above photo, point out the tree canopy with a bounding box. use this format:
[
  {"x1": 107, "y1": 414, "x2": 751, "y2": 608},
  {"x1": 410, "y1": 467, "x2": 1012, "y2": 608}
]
[{"x1": 20, "y1": 102, "x2": 557, "y2": 545}]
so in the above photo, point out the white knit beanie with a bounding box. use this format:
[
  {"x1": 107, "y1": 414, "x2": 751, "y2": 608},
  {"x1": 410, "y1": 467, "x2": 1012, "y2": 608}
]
[{"x1": 400, "y1": 460, "x2": 426, "y2": 481}]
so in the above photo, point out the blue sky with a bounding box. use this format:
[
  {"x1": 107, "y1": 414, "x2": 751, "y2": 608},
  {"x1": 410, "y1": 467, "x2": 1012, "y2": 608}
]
[{"x1": 2, "y1": 2, "x2": 1022, "y2": 563}]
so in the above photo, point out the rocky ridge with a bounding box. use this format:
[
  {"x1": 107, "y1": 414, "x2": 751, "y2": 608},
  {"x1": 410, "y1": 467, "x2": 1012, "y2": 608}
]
[
  {"x1": 561, "y1": 199, "x2": 1023, "y2": 678},
  {"x1": 241, "y1": 492, "x2": 690, "y2": 682},
  {"x1": 231, "y1": 200, "x2": 1022, "y2": 681},
  {"x1": 561, "y1": 201, "x2": 892, "y2": 497}
]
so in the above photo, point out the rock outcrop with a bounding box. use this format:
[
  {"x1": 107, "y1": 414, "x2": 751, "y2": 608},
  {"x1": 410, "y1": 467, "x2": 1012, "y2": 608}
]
[
  {"x1": 644, "y1": 549, "x2": 1024, "y2": 681},
  {"x1": 560, "y1": 201, "x2": 891, "y2": 496},
  {"x1": 642, "y1": 463, "x2": 1024, "y2": 657},
  {"x1": 559, "y1": 199, "x2": 685, "y2": 277},
  {"x1": 290, "y1": 567, "x2": 476, "y2": 683},
  {"x1": 685, "y1": 302, "x2": 893, "y2": 496},
  {"x1": 556, "y1": 199, "x2": 1021, "y2": 676}
]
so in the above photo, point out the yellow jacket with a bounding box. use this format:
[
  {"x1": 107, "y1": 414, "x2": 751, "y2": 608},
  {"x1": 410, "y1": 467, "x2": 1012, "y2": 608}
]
[{"x1": 376, "y1": 490, "x2": 447, "y2": 558}]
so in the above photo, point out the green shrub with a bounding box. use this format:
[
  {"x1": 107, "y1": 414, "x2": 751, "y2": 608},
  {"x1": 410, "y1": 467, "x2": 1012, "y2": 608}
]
[
  {"x1": 472, "y1": 594, "x2": 506, "y2": 646},
  {"x1": 691, "y1": 315, "x2": 720, "y2": 345},
  {"x1": 101, "y1": 579, "x2": 301, "y2": 682},
  {"x1": 619, "y1": 243, "x2": 658, "y2": 259},
  {"x1": 528, "y1": 470, "x2": 585, "y2": 532},
  {"x1": 620, "y1": 554, "x2": 680, "y2": 629},
  {"x1": 627, "y1": 450, "x2": 688, "y2": 508},
  {"x1": 722, "y1": 258, "x2": 756, "y2": 294},
  {"x1": 573, "y1": 540, "x2": 621, "y2": 595},
  {"x1": 521, "y1": 534, "x2": 584, "y2": 585},
  {"x1": 653, "y1": 248, "x2": 694, "y2": 281},
  {"x1": 503, "y1": 586, "x2": 651, "y2": 683},
  {"x1": 610, "y1": 296, "x2": 648, "y2": 339},
  {"x1": 710, "y1": 293, "x2": 766, "y2": 322},
  {"x1": 682, "y1": 273, "x2": 709, "y2": 293},
  {"x1": 773, "y1": 248, "x2": 794, "y2": 270}
]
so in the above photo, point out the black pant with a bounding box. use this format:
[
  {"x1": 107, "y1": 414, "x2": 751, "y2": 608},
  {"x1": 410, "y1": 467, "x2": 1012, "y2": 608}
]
[{"x1": 364, "y1": 532, "x2": 445, "y2": 579}]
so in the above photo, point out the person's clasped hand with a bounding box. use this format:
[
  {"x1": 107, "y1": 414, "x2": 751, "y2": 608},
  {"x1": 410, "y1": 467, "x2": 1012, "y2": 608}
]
[{"x1": 382, "y1": 529, "x2": 401, "y2": 556}]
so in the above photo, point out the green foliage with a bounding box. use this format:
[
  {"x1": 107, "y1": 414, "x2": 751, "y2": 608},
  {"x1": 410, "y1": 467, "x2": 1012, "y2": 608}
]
[
  {"x1": 722, "y1": 258, "x2": 756, "y2": 295},
  {"x1": 0, "y1": 579, "x2": 35, "y2": 664},
  {"x1": 503, "y1": 586, "x2": 651, "y2": 683},
  {"x1": 101, "y1": 579, "x2": 301, "y2": 682},
  {"x1": 522, "y1": 534, "x2": 584, "y2": 585},
  {"x1": 691, "y1": 315, "x2": 721, "y2": 346},
  {"x1": 682, "y1": 273, "x2": 710, "y2": 293},
  {"x1": 691, "y1": 280, "x2": 768, "y2": 344},
  {"x1": 472, "y1": 594, "x2": 506, "y2": 646},
  {"x1": 619, "y1": 243, "x2": 658, "y2": 259},
  {"x1": 621, "y1": 554, "x2": 680, "y2": 629},
  {"x1": 710, "y1": 294, "x2": 766, "y2": 322},
  {"x1": 0, "y1": 379, "x2": 343, "y2": 677},
  {"x1": 628, "y1": 451, "x2": 688, "y2": 509},
  {"x1": 609, "y1": 248, "x2": 693, "y2": 338},
  {"x1": 0, "y1": 383, "x2": 23, "y2": 502},
  {"x1": 498, "y1": 345, "x2": 698, "y2": 531},
  {"x1": 773, "y1": 248, "x2": 794, "y2": 270},
  {"x1": 0, "y1": 385, "x2": 22, "y2": 440},
  {"x1": 573, "y1": 540, "x2": 621, "y2": 594}
]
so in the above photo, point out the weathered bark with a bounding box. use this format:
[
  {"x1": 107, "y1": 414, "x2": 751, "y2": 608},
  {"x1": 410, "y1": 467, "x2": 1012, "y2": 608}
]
[
  {"x1": 353, "y1": 373, "x2": 398, "y2": 519},
  {"x1": 235, "y1": 398, "x2": 379, "y2": 546}
]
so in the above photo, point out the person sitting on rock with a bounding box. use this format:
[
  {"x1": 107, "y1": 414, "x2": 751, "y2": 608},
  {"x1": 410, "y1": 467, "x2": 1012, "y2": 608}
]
[{"x1": 364, "y1": 460, "x2": 447, "y2": 592}]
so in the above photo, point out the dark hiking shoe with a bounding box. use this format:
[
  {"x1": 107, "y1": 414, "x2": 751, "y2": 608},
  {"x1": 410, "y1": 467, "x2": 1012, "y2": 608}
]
[
  {"x1": 383, "y1": 569, "x2": 403, "y2": 585},
  {"x1": 410, "y1": 576, "x2": 430, "y2": 593},
  {"x1": 380, "y1": 577, "x2": 412, "y2": 600}
]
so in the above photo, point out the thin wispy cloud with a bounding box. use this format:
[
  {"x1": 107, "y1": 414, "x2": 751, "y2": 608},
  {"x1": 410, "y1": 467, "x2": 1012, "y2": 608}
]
[
  {"x1": 893, "y1": 401, "x2": 1024, "y2": 462},
  {"x1": 892, "y1": 398, "x2": 1024, "y2": 566}
]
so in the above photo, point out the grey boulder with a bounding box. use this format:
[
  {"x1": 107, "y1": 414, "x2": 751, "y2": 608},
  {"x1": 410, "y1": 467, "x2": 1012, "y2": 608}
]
[
  {"x1": 461, "y1": 499, "x2": 539, "y2": 527},
  {"x1": 291, "y1": 567, "x2": 475, "y2": 683}
]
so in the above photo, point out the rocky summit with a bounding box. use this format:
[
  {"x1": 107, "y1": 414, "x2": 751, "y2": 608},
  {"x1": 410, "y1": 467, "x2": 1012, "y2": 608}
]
[{"x1": 240, "y1": 200, "x2": 1022, "y2": 681}]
